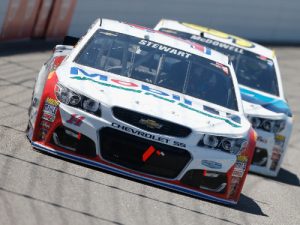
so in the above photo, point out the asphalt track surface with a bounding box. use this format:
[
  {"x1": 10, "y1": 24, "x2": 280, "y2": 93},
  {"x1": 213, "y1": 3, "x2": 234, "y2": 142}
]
[{"x1": 0, "y1": 43, "x2": 299, "y2": 225}]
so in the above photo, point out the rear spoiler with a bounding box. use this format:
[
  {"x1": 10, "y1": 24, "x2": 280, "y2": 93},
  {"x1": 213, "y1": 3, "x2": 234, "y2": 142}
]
[{"x1": 62, "y1": 36, "x2": 80, "y2": 46}]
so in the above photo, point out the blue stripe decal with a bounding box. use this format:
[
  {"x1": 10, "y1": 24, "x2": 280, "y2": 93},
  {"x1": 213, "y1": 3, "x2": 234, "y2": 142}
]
[
  {"x1": 31, "y1": 142, "x2": 236, "y2": 205},
  {"x1": 240, "y1": 87, "x2": 292, "y2": 117}
]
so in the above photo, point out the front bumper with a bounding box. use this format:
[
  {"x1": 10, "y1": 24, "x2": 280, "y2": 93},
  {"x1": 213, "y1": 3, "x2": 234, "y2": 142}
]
[
  {"x1": 28, "y1": 101, "x2": 255, "y2": 205},
  {"x1": 250, "y1": 120, "x2": 292, "y2": 177},
  {"x1": 31, "y1": 141, "x2": 237, "y2": 205}
]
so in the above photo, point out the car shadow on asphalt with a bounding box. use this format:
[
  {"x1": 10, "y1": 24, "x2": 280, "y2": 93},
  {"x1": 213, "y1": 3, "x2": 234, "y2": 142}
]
[
  {"x1": 1, "y1": 148, "x2": 268, "y2": 221},
  {"x1": 234, "y1": 194, "x2": 268, "y2": 217},
  {"x1": 275, "y1": 168, "x2": 300, "y2": 186},
  {"x1": 250, "y1": 168, "x2": 300, "y2": 187}
]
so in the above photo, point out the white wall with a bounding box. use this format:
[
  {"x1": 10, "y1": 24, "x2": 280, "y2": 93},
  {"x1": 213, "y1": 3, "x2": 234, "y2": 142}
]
[{"x1": 68, "y1": 0, "x2": 300, "y2": 43}]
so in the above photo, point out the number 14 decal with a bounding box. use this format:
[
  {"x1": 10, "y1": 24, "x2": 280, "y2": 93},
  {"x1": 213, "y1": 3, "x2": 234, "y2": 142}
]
[{"x1": 66, "y1": 114, "x2": 85, "y2": 126}]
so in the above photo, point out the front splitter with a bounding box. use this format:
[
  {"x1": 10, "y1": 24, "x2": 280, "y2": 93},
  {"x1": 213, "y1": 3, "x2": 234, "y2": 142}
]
[{"x1": 31, "y1": 141, "x2": 237, "y2": 205}]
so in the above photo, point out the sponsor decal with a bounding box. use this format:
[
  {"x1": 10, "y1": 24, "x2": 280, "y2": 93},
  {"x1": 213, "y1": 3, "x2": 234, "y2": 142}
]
[
  {"x1": 237, "y1": 155, "x2": 248, "y2": 162},
  {"x1": 127, "y1": 23, "x2": 156, "y2": 33},
  {"x1": 45, "y1": 97, "x2": 59, "y2": 106},
  {"x1": 270, "y1": 147, "x2": 281, "y2": 171},
  {"x1": 229, "y1": 176, "x2": 241, "y2": 197},
  {"x1": 40, "y1": 120, "x2": 51, "y2": 130},
  {"x1": 257, "y1": 136, "x2": 268, "y2": 144},
  {"x1": 275, "y1": 134, "x2": 285, "y2": 142},
  {"x1": 259, "y1": 55, "x2": 267, "y2": 61},
  {"x1": 240, "y1": 87, "x2": 292, "y2": 117},
  {"x1": 235, "y1": 161, "x2": 247, "y2": 171},
  {"x1": 191, "y1": 35, "x2": 245, "y2": 54},
  {"x1": 41, "y1": 113, "x2": 54, "y2": 122},
  {"x1": 267, "y1": 60, "x2": 274, "y2": 66},
  {"x1": 112, "y1": 122, "x2": 186, "y2": 148},
  {"x1": 232, "y1": 167, "x2": 244, "y2": 178},
  {"x1": 257, "y1": 55, "x2": 274, "y2": 66},
  {"x1": 128, "y1": 23, "x2": 211, "y2": 55},
  {"x1": 41, "y1": 98, "x2": 59, "y2": 122},
  {"x1": 69, "y1": 67, "x2": 242, "y2": 128},
  {"x1": 139, "y1": 118, "x2": 163, "y2": 129},
  {"x1": 201, "y1": 160, "x2": 222, "y2": 169},
  {"x1": 232, "y1": 155, "x2": 248, "y2": 178},
  {"x1": 210, "y1": 62, "x2": 229, "y2": 75},
  {"x1": 275, "y1": 135, "x2": 285, "y2": 146},
  {"x1": 39, "y1": 119, "x2": 52, "y2": 140},
  {"x1": 189, "y1": 42, "x2": 212, "y2": 55},
  {"x1": 40, "y1": 128, "x2": 48, "y2": 140},
  {"x1": 181, "y1": 22, "x2": 254, "y2": 48},
  {"x1": 66, "y1": 114, "x2": 85, "y2": 126},
  {"x1": 138, "y1": 40, "x2": 192, "y2": 59},
  {"x1": 99, "y1": 31, "x2": 117, "y2": 36},
  {"x1": 271, "y1": 147, "x2": 281, "y2": 161}
]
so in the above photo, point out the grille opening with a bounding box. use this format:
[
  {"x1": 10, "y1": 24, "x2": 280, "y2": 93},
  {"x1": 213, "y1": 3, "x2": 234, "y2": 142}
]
[
  {"x1": 180, "y1": 169, "x2": 227, "y2": 193},
  {"x1": 100, "y1": 127, "x2": 191, "y2": 179},
  {"x1": 251, "y1": 148, "x2": 268, "y2": 167},
  {"x1": 51, "y1": 126, "x2": 96, "y2": 157},
  {"x1": 112, "y1": 107, "x2": 192, "y2": 137}
]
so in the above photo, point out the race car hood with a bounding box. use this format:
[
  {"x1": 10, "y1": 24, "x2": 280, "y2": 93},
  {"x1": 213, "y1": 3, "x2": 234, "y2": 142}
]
[
  {"x1": 56, "y1": 63, "x2": 250, "y2": 136},
  {"x1": 240, "y1": 87, "x2": 292, "y2": 119}
]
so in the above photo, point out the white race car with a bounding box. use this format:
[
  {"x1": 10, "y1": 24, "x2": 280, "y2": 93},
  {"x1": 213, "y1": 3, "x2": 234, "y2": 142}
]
[
  {"x1": 27, "y1": 19, "x2": 256, "y2": 205},
  {"x1": 154, "y1": 19, "x2": 293, "y2": 177}
]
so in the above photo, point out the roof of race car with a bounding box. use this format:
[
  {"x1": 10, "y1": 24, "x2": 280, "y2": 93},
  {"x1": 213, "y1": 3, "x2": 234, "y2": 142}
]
[
  {"x1": 97, "y1": 19, "x2": 230, "y2": 66},
  {"x1": 155, "y1": 19, "x2": 275, "y2": 59}
]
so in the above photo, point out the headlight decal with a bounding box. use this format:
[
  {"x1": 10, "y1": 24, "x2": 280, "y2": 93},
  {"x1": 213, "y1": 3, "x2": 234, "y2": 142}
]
[
  {"x1": 249, "y1": 116, "x2": 286, "y2": 133},
  {"x1": 198, "y1": 134, "x2": 248, "y2": 155},
  {"x1": 55, "y1": 83, "x2": 101, "y2": 117}
]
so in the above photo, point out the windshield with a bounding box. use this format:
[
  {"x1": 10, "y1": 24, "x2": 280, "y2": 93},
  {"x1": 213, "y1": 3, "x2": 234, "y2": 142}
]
[
  {"x1": 159, "y1": 28, "x2": 280, "y2": 96},
  {"x1": 75, "y1": 29, "x2": 238, "y2": 110}
]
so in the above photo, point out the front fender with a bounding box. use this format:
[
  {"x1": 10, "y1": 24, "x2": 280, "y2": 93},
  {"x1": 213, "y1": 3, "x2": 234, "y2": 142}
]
[{"x1": 27, "y1": 46, "x2": 70, "y2": 140}]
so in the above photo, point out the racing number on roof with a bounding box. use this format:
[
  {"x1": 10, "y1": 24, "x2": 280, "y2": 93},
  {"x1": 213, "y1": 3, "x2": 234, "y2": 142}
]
[{"x1": 182, "y1": 23, "x2": 254, "y2": 48}]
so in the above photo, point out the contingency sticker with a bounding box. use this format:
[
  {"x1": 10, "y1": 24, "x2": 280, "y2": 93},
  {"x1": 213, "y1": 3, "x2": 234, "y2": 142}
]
[
  {"x1": 275, "y1": 134, "x2": 286, "y2": 149},
  {"x1": 270, "y1": 146, "x2": 281, "y2": 171},
  {"x1": 270, "y1": 134, "x2": 285, "y2": 171},
  {"x1": 210, "y1": 62, "x2": 229, "y2": 75},
  {"x1": 257, "y1": 55, "x2": 274, "y2": 66},
  {"x1": 41, "y1": 98, "x2": 59, "y2": 122},
  {"x1": 232, "y1": 155, "x2": 248, "y2": 178}
]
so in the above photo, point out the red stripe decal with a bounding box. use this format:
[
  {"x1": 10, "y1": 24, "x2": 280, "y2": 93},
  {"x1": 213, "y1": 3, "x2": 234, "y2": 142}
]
[{"x1": 142, "y1": 146, "x2": 156, "y2": 162}]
